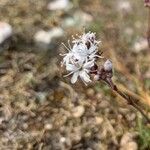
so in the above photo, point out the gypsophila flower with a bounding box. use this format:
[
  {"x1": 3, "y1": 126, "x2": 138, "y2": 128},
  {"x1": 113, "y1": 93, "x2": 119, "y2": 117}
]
[
  {"x1": 61, "y1": 31, "x2": 102, "y2": 85},
  {"x1": 65, "y1": 59, "x2": 95, "y2": 85}
]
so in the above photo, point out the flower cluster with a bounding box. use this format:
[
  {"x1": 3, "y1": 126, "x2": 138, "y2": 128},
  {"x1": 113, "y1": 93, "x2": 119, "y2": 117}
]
[
  {"x1": 61, "y1": 32, "x2": 101, "y2": 84},
  {"x1": 61, "y1": 31, "x2": 113, "y2": 85}
]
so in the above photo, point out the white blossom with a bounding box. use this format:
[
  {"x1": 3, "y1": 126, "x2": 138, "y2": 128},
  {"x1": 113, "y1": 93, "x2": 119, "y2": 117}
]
[
  {"x1": 65, "y1": 60, "x2": 94, "y2": 84},
  {"x1": 61, "y1": 31, "x2": 102, "y2": 84}
]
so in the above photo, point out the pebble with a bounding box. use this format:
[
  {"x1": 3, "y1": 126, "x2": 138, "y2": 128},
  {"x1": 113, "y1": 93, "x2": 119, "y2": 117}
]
[
  {"x1": 120, "y1": 132, "x2": 136, "y2": 145},
  {"x1": 62, "y1": 17, "x2": 76, "y2": 27},
  {"x1": 120, "y1": 132, "x2": 138, "y2": 150},
  {"x1": 99, "y1": 100, "x2": 110, "y2": 108},
  {"x1": 120, "y1": 142, "x2": 138, "y2": 150},
  {"x1": 0, "y1": 22, "x2": 12, "y2": 44},
  {"x1": 126, "y1": 113, "x2": 136, "y2": 121},
  {"x1": 44, "y1": 124, "x2": 53, "y2": 130},
  {"x1": 96, "y1": 93, "x2": 103, "y2": 99},
  {"x1": 124, "y1": 27, "x2": 133, "y2": 36},
  {"x1": 133, "y1": 37, "x2": 148, "y2": 53},
  {"x1": 86, "y1": 88, "x2": 95, "y2": 97},
  {"x1": 117, "y1": 0, "x2": 132, "y2": 13},
  {"x1": 110, "y1": 119, "x2": 116, "y2": 125},
  {"x1": 36, "y1": 92, "x2": 47, "y2": 103},
  {"x1": 60, "y1": 137, "x2": 66, "y2": 143},
  {"x1": 74, "y1": 11, "x2": 93, "y2": 24},
  {"x1": 95, "y1": 117, "x2": 103, "y2": 125},
  {"x1": 47, "y1": 0, "x2": 72, "y2": 11},
  {"x1": 118, "y1": 108, "x2": 129, "y2": 115},
  {"x1": 72, "y1": 106, "x2": 85, "y2": 118},
  {"x1": 62, "y1": 11, "x2": 93, "y2": 28},
  {"x1": 34, "y1": 27, "x2": 64, "y2": 49}
]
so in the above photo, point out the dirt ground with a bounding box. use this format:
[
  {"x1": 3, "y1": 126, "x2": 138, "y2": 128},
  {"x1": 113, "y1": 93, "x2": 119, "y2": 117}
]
[{"x1": 0, "y1": 0, "x2": 150, "y2": 149}]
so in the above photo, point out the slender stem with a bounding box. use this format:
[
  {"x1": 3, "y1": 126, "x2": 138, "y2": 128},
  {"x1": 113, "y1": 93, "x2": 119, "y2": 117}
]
[
  {"x1": 147, "y1": 8, "x2": 150, "y2": 49},
  {"x1": 112, "y1": 85, "x2": 150, "y2": 123}
]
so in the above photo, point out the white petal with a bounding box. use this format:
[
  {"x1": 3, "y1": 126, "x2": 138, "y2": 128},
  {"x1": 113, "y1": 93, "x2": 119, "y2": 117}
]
[
  {"x1": 71, "y1": 71, "x2": 79, "y2": 84},
  {"x1": 83, "y1": 60, "x2": 94, "y2": 69},
  {"x1": 88, "y1": 45, "x2": 97, "y2": 54},
  {"x1": 79, "y1": 70, "x2": 91, "y2": 83},
  {"x1": 66, "y1": 64, "x2": 78, "y2": 71},
  {"x1": 62, "y1": 52, "x2": 74, "y2": 65}
]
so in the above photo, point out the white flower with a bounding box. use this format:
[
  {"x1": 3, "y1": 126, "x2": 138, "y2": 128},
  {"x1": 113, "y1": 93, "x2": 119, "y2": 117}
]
[
  {"x1": 62, "y1": 42, "x2": 99, "y2": 65},
  {"x1": 61, "y1": 31, "x2": 102, "y2": 84},
  {"x1": 65, "y1": 60, "x2": 94, "y2": 85}
]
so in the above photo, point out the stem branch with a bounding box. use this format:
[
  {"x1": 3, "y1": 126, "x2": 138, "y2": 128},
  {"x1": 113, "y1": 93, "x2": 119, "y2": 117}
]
[{"x1": 112, "y1": 85, "x2": 150, "y2": 123}]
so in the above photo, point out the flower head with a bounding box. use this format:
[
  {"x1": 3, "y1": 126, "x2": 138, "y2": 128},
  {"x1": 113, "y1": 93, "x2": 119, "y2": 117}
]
[
  {"x1": 65, "y1": 60, "x2": 94, "y2": 85},
  {"x1": 61, "y1": 31, "x2": 102, "y2": 85}
]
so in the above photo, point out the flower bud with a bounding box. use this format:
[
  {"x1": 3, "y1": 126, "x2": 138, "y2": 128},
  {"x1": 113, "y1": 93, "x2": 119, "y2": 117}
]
[
  {"x1": 94, "y1": 74, "x2": 100, "y2": 81},
  {"x1": 103, "y1": 60, "x2": 113, "y2": 71},
  {"x1": 144, "y1": 0, "x2": 150, "y2": 7}
]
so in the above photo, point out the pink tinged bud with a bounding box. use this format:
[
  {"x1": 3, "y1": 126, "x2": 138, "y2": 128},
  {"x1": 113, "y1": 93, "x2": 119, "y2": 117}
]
[
  {"x1": 94, "y1": 74, "x2": 100, "y2": 81},
  {"x1": 144, "y1": 0, "x2": 150, "y2": 7},
  {"x1": 103, "y1": 60, "x2": 113, "y2": 71}
]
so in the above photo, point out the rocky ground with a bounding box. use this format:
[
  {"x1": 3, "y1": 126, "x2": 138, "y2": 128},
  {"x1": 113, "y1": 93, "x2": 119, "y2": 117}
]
[{"x1": 0, "y1": 0, "x2": 150, "y2": 150}]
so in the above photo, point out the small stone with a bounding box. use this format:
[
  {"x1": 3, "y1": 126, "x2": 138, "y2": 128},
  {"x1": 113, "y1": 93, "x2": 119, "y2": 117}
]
[
  {"x1": 62, "y1": 17, "x2": 76, "y2": 28},
  {"x1": 34, "y1": 27, "x2": 64, "y2": 49},
  {"x1": 126, "y1": 113, "x2": 136, "y2": 121},
  {"x1": 95, "y1": 117, "x2": 103, "y2": 125},
  {"x1": 49, "y1": 27, "x2": 64, "y2": 39},
  {"x1": 133, "y1": 37, "x2": 148, "y2": 53},
  {"x1": 118, "y1": 114, "x2": 123, "y2": 120},
  {"x1": 110, "y1": 119, "x2": 116, "y2": 125},
  {"x1": 117, "y1": 0, "x2": 132, "y2": 13},
  {"x1": 96, "y1": 93, "x2": 103, "y2": 99},
  {"x1": 60, "y1": 137, "x2": 66, "y2": 143},
  {"x1": 73, "y1": 11, "x2": 93, "y2": 25},
  {"x1": 124, "y1": 27, "x2": 133, "y2": 36},
  {"x1": 99, "y1": 100, "x2": 110, "y2": 108},
  {"x1": 47, "y1": 0, "x2": 72, "y2": 11},
  {"x1": 62, "y1": 11, "x2": 93, "y2": 28},
  {"x1": 23, "y1": 123, "x2": 28, "y2": 129},
  {"x1": 120, "y1": 142, "x2": 138, "y2": 150},
  {"x1": 36, "y1": 92, "x2": 47, "y2": 103},
  {"x1": 118, "y1": 108, "x2": 129, "y2": 115},
  {"x1": 86, "y1": 88, "x2": 95, "y2": 97},
  {"x1": 34, "y1": 30, "x2": 50, "y2": 44},
  {"x1": 72, "y1": 106, "x2": 85, "y2": 118},
  {"x1": 0, "y1": 22, "x2": 12, "y2": 44},
  {"x1": 44, "y1": 124, "x2": 53, "y2": 130},
  {"x1": 120, "y1": 132, "x2": 138, "y2": 148}
]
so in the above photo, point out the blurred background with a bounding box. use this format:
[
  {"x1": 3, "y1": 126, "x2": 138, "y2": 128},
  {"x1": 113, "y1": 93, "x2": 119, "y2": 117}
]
[{"x1": 0, "y1": 0, "x2": 150, "y2": 149}]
